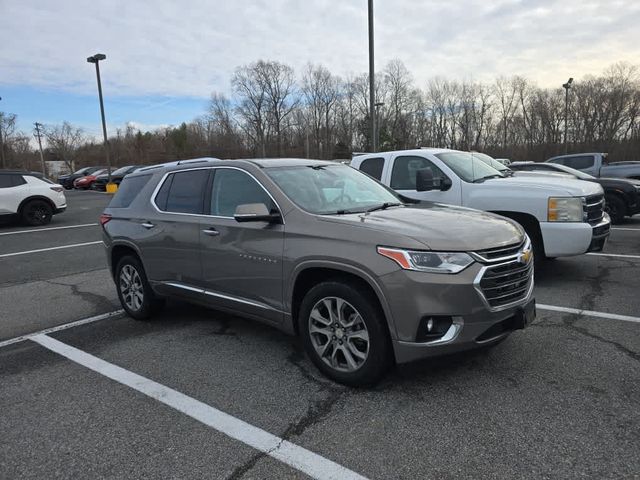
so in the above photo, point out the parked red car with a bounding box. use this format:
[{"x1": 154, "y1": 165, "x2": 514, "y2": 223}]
[{"x1": 73, "y1": 169, "x2": 107, "y2": 189}]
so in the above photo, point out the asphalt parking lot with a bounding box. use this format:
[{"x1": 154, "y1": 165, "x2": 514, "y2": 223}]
[{"x1": 1, "y1": 190, "x2": 639, "y2": 479}]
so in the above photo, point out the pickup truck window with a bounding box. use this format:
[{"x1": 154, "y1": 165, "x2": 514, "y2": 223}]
[
  {"x1": 561, "y1": 156, "x2": 594, "y2": 170},
  {"x1": 359, "y1": 157, "x2": 384, "y2": 180},
  {"x1": 435, "y1": 152, "x2": 504, "y2": 183},
  {"x1": 391, "y1": 156, "x2": 447, "y2": 189}
]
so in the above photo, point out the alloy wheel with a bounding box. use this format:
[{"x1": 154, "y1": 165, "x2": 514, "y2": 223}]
[
  {"x1": 308, "y1": 296, "x2": 370, "y2": 372},
  {"x1": 119, "y1": 264, "x2": 144, "y2": 311}
]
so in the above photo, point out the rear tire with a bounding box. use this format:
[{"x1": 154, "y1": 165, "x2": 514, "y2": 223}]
[
  {"x1": 21, "y1": 200, "x2": 53, "y2": 226},
  {"x1": 298, "y1": 281, "x2": 392, "y2": 387},
  {"x1": 115, "y1": 255, "x2": 165, "y2": 320},
  {"x1": 605, "y1": 195, "x2": 626, "y2": 224}
]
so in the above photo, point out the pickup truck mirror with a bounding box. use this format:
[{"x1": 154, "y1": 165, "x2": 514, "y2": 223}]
[
  {"x1": 234, "y1": 203, "x2": 281, "y2": 223},
  {"x1": 416, "y1": 169, "x2": 451, "y2": 192}
]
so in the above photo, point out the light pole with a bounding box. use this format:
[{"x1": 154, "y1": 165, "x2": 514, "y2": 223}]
[
  {"x1": 374, "y1": 102, "x2": 384, "y2": 151},
  {"x1": 34, "y1": 122, "x2": 46, "y2": 174},
  {"x1": 368, "y1": 0, "x2": 376, "y2": 152},
  {"x1": 87, "y1": 53, "x2": 111, "y2": 183},
  {"x1": 562, "y1": 77, "x2": 573, "y2": 154},
  {"x1": 0, "y1": 96, "x2": 5, "y2": 169}
]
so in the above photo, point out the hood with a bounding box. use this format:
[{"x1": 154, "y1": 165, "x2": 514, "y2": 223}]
[
  {"x1": 319, "y1": 204, "x2": 523, "y2": 251},
  {"x1": 484, "y1": 175, "x2": 603, "y2": 196}
]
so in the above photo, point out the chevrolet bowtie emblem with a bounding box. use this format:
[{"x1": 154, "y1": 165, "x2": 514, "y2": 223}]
[{"x1": 519, "y1": 248, "x2": 532, "y2": 264}]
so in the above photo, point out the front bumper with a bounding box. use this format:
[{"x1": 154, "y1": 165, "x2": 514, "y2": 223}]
[
  {"x1": 379, "y1": 261, "x2": 534, "y2": 364},
  {"x1": 540, "y1": 215, "x2": 610, "y2": 257}
]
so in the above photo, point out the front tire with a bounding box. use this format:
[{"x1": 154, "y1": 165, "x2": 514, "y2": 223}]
[
  {"x1": 298, "y1": 281, "x2": 392, "y2": 387},
  {"x1": 605, "y1": 195, "x2": 626, "y2": 224},
  {"x1": 21, "y1": 200, "x2": 53, "y2": 226},
  {"x1": 115, "y1": 255, "x2": 164, "y2": 320}
]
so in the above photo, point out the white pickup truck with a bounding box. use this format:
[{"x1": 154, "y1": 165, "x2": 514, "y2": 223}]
[{"x1": 351, "y1": 148, "x2": 610, "y2": 259}]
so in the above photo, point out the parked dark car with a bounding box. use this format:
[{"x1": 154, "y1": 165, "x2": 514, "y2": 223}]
[
  {"x1": 92, "y1": 165, "x2": 142, "y2": 191},
  {"x1": 511, "y1": 162, "x2": 640, "y2": 223},
  {"x1": 57, "y1": 166, "x2": 106, "y2": 190}
]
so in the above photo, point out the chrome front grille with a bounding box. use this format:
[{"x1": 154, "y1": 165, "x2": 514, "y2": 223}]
[
  {"x1": 477, "y1": 258, "x2": 533, "y2": 309},
  {"x1": 473, "y1": 240, "x2": 525, "y2": 262},
  {"x1": 585, "y1": 194, "x2": 604, "y2": 225}
]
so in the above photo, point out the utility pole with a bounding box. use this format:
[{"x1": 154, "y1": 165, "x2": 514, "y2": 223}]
[
  {"x1": 34, "y1": 122, "x2": 46, "y2": 174},
  {"x1": 562, "y1": 77, "x2": 573, "y2": 154},
  {"x1": 368, "y1": 0, "x2": 376, "y2": 152},
  {"x1": 87, "y1": 54, "x2": 111, "y2": 183},
  {"x1": 0, "y1": 96, "x2": 5, "y2": 169}
]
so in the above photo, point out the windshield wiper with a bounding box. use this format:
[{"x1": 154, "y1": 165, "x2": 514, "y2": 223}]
[
  {"x1": 473, "y1": 174, "x2": 503, "y2": 183},
  {"x1": 365, "y1": 202, "x2": 403, "y2": 213}
]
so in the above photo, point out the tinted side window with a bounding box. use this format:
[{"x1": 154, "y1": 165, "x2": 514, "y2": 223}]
[
  {"x1": 110, "y1": 174, "x2": 152, "y2": 208},
  {"x1": 0, "y1": 174, "x2": 26, "y2": 188},
  {"x1": 359, "y1": 157, "x2": 384, "y2": 180},
  {"x1": 391, "y1": 156, "x2": 447, "y2": 190},
  {"x1": 563, "y1": 156, "x2": 595, "y2": 170},
  {"x1": 158, "y1": 170, "x2": 210, "y2": 214},
  {"x1": 211, "y1": 169, "x2": 274, "y2": 217}
]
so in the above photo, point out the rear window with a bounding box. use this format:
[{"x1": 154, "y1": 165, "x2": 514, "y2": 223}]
[
  {"x1": 359, "y1": 157, "x2": 384, "y2": 180},
  {"x1": 154, "y1": 169, "x2": 209, "y2": 214},
  {"x1": 109, "y1": 174, "x2": 152, "y2": 208}
]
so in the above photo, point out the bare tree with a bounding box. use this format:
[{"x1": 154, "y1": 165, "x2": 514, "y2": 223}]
[{"x1": 43, "y1": 122, "x2": 86, "y2": 171}]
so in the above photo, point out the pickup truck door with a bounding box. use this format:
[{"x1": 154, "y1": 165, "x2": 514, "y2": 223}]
[{"x1": 384, "y1": 154, "x2": 462, "y2": 206}]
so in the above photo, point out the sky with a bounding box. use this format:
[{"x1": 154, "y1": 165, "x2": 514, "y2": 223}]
[{"x1": 1, "y1": 0, "x2": 639, "y2": 139}]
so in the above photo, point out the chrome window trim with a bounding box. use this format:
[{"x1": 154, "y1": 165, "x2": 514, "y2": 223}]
[{"x1": 150, "y1": 166, "x2": 284, "y2": 223}]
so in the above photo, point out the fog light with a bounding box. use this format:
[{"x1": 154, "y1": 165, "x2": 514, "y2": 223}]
[{"x1": 416, "y1": 316, "x2": 453, "y2": 342}]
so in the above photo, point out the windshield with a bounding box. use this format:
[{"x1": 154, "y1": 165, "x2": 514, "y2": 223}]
[
  {"x1": 111, "y1": 166, "x2": 136, "y2": 176},
  {"x1": 472, "y1": 152, "x2": 511, "y2": 173},
  {"x1": 266, "y1": 164, "x2": 402, "y2": 214},
  {"x1": 435, "y1": 152, "x2": 505, "y2": 182}
]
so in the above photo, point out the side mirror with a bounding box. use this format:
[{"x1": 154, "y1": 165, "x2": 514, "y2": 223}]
[
  {"x1": 416, "y1": 169, "x2": 451, "y2": 192},
  {"x1": 234, "y1": 203, "x2": 281, "y2": 223},
  {"x1": 416, "y1": 168, "x2": 435, "y2": 191}
]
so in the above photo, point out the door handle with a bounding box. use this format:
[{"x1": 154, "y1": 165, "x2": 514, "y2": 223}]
[
  {"x1": 202, "y1": 227, "x2": 220, "y2": 237},
  {"x1": 141, "y1": 222, "x2": 155, "y2": 229}
]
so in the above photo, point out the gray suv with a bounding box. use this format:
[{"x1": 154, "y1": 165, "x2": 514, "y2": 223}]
[{"x1": 102, "y1": 158, "x2": 535, "y2": 386}]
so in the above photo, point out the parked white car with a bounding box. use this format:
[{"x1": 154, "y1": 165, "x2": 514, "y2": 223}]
[
  {"x1": 351, "y1": 149, "x2": 610, "y2": 260},
  {"x1": 0, "y1": 170, "x2": 67, "y2": 225}
]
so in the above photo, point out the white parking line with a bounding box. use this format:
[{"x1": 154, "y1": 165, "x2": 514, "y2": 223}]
[
  {"x1": 0, "y1": 223, "x2": 98, "y2": 236},
  {"x1": 0, "y1": 310, "x2": 124, "y2": 349},
  {"x1": 611, "y1": 227, "x2": 640, "y2": 232},
  {"x1": 0, "y1": 241, "x2": 103, "y2": 258},
  {"x1": 538, "y1": 304, "x2": 640, "y2": 324},
  {"x1": 587, "y1": 252, "x2": 640, "y2": 260},
  {"x1": 30, "y1": 334, "x2": 368, "y2": 480}
]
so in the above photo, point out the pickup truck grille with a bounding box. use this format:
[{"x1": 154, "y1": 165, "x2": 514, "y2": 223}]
[
  {"x1": 478, "y1": 259, "x2": 533, "y2": 309},
  {"x1": 474, "y1": 241, "x2": 524, "y2": 261},
  {"x1": 585, "y1": 194, "x2": 604, "y2": 225}
]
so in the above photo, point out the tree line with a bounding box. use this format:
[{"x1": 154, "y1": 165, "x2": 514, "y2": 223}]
[{"x1": 1, "y1": 59, "x2": 639, "y2": 172}]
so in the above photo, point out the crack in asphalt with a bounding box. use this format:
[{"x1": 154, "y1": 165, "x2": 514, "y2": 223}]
[
  {"x1": 227, "y1": 347, "x2": 347, "y2": 480},
  {"x1": 44, "y1": 279, "x2": 115, "y2": 311}
]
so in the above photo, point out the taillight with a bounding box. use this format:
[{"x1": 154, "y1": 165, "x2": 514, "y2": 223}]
[
  {"x1": 50, "y1": 186, "x2": 64, "y2": 192},
  {"x1": 99, "y1": 213, "x2": 112, "y2": 226}
]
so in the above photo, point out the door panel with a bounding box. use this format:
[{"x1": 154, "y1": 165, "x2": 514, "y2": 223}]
[{"x1": 199, "y1": 167, "x2": 285, "y2": 321}]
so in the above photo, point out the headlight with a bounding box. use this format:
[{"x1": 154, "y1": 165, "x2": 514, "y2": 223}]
[
  {"x1": 377, "y1": 247, "x2": 473, "y2": 273},
  {"x1": 548, "y1": 197, "x2": 584, "y2": 222}
]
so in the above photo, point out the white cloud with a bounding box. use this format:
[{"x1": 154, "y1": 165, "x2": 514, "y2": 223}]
[{"x1": 1, "y1": 0, "x2": 639, "y2": 97}]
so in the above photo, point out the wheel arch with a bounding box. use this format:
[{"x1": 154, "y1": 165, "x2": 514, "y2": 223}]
[
  {"x1": 288, "y1": 261, "x2": 398, "y2": 341},
  {"x1": 17, "y1": 195, "x2": 56, "y2": 215},
  {"x1": 110, "y1": 241, "x2": 143, "y2": 279}
]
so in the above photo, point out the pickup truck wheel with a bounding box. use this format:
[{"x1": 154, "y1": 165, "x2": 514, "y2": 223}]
[
  {"x1": 21, "y1": 200, "x2": 53, "y2": 226},
  {"x1": 605, "y1": 195, "x2": 626, "y2": 224},
  {"x1": 116, "y1": 255, "x2": 165, "y2": 320},
  {"x1": 299, "y1": 281, "x2": 392, "y2": 386}
]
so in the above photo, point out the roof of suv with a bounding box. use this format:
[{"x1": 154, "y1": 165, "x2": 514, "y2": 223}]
[{"x1": 0, "y1": 169, "x2": 44, "y2": 177}]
